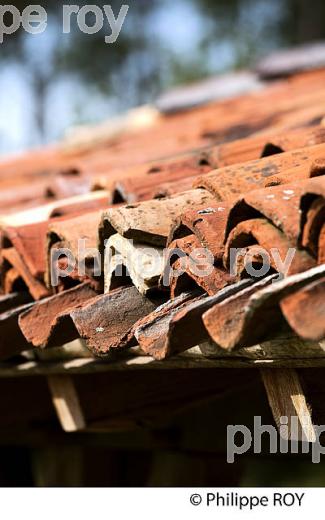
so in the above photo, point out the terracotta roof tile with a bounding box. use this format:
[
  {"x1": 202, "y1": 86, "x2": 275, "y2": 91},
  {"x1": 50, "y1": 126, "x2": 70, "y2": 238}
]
[
  {"x1": 1, "y1": 247, "x2": 50, "y2": 300},
  {"x1": 224, "y1": 218, "x2": 316, "y2": 276},
  {"x1": 299, "y1": 176, "x2": 325, "y2": 261},
  {"x1": 280, "y1": 276, "x2": 325, "y2": 341},
  {"x1": 70, "y1": 286, "x2": 164, "y2": 357},
  {"x1": 1, "y1": 222, "x2": 49, "y2": 280},
  {"x1": 100, "y1": 189, "x2": 215, "y2": 247},
  {"x1": 46, "y1": 210, "x2": 103, "y2": 290},
  {"x1": 135, "y1": 280, "x2": 253, "y2": 360},
  {"x1": 226, "y1": 181, "x2": 306, "y2": 241},
  {"x1": 194, "y1": 143, "x2": 325, "y2": 201},
  {"x1": 18, "y1": 283, "x2": 98, "y2": 349},
  {"x1": 168, "y1": 203, "x2": 230, "y2": 260},
  {"x1": 203, "y1": 265, "x2": 325, "y2": 350},
  {"x1": 163, "y1": 235, "x2": 234, "y2": 297},
  {"x1": 0, "y1": 191, "x2": 110, "y2": 227},
  {"x1": 0, "y1": 221, "x2": 52, "y2": 300}
]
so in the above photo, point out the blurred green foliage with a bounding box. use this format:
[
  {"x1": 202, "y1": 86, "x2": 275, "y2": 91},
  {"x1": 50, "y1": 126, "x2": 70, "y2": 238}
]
[{"x1": 1, "y1": 0, "x2": 325, "y2": 143}]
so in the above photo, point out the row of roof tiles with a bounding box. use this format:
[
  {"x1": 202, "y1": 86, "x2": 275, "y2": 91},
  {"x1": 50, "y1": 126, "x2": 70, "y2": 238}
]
[
  {"x1": 2, "y1": 68, "x2": 325, "y2": 209},
  {"x1": 0, "y1": 68, "x2": 324, "y2": 363}
]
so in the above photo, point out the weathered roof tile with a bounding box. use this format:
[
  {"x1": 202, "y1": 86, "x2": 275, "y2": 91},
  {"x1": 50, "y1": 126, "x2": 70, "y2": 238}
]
[
  {"x1": 18, "y1": 283, "x2": 98, "y2": 348},
  {"x1": 203, "y1": 265, "x2": 325, "y2": 350}
]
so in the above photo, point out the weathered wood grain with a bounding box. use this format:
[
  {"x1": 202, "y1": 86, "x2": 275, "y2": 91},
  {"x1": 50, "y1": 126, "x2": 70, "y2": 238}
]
[{"x1": 261, "y1": 368, "x2": 316, "y2": 442}]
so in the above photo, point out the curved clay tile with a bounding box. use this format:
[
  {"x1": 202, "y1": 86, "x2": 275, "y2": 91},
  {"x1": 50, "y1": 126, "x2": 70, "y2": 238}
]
[
  {"x1": 100, "y1": 189, "x2": 215, "y2": 248},
  {"x1": 0, "y1": 191, "x2": 111, "y2": 227},
  {"x1": 1, "y1": 248, "x2": 50, "y2": 300},
  {"x1": 224, "y1": 218, "x2": 316, "y2": 276},
  {"x1": 225, "y1": 180, "x2": 308, "y2": 242},
  {"x1": 0, "y1": 222, "x2": 51, "y2": 300},
  {"x1": 168, "y1": 204, "x2": 230, "y2": 261},
  {"x1": 46, "y1": 211, "x2": 103, "y2": 290},
  {"x1": 194, "y1": 143, "x2": 325, "y2": 201},
  {"x1": 299, "y1": 176, "x2": 325, "y2": 262},
  {"x1": 163, "y1": 235, "x2": 234, "y2": 297},
  {"x1": 218, "y1": 125, "x2": 325, "y2": 165},
  {"x1": 70, "y1": 286, "x2": 163, "y2": 357},
  {"x1": 280, "y1": 277, "x2": 325, "y2": 341},
  {"x1": 18, "y1": 283, "x2": 98, "y2": 348},
  {"x1": 169, "y1": 257, "x2": 233, "y2": 298},
  {"x1": 203, "y1": 265, "x2": 325, "y2": 350},
  {"x1": 110, "y1": 152, "x2": 213, "y2": 203},
  {"x1": 135, "y1": 280, "x2": 253, "y2": 360}
]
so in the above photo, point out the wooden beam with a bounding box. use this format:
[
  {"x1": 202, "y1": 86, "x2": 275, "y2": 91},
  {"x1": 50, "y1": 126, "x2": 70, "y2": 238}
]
[
  {"x1": 47, "y1": 375, "x2": 86, "y2": 432},
  {"x1": 0, "y1": 338, "x2": 325, "y2": 378},
  {"x1": 260, "y1": 368, "x2": 316, "y2": 442}
]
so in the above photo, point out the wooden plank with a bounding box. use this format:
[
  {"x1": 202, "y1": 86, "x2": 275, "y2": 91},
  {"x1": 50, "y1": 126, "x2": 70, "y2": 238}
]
[
  {"x1": 200, "y1": 337, "x2": 325, "y2": 359},
  {"x1": 260, "y1": 368, "x2": 316, "y2": 442},
  {"x1": 47, "y1": 375, "x2": 86, "y2": 432},
  {"x1": 0, "y1": 344, "x2": 325, "y2": 379}
]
